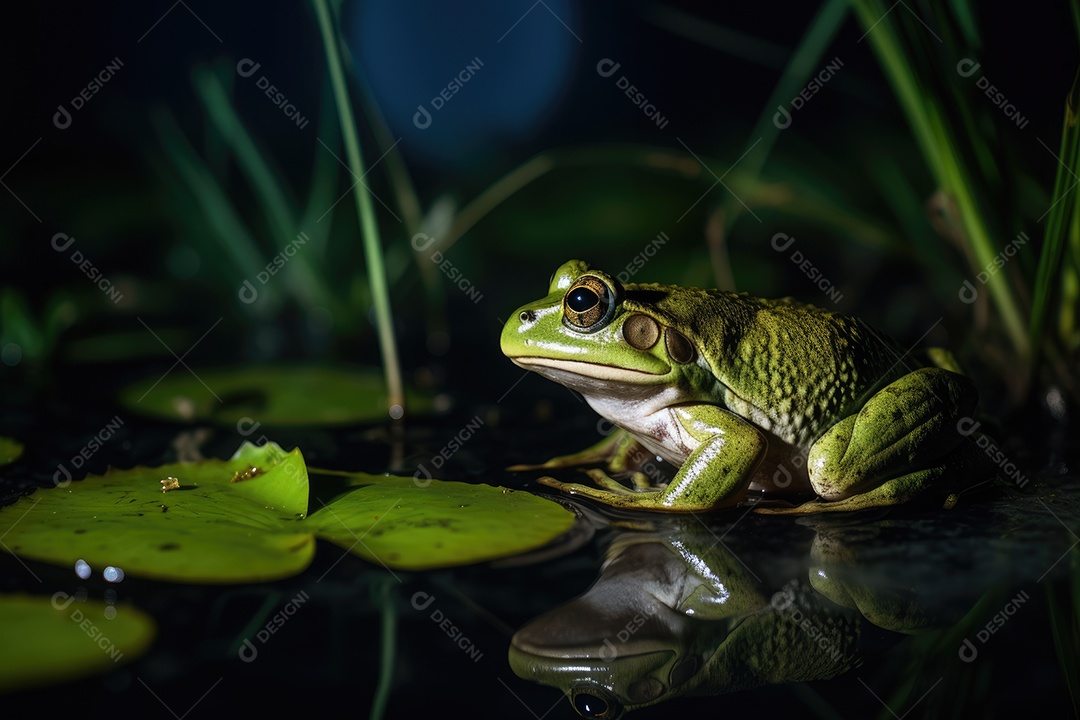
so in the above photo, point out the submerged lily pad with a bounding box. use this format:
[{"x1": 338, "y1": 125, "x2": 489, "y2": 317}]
[
  {"x1": 118, "y1": 365, "x2": 433, "y2": 425},
  {"x1": 0, "y1": 442, "x2": 314, "y2": 583},
  {"x1": 307, "y1": 472, "x2": 576, "y2": 571},
  {"x1": 0, "y1": 594, "x2": 155, "y2": 693},
  {"x1": 0, "y1": 442, "x2": 575, "y2": 581},
  {"x1": 0, "y1": 436, "x2": 23, "y2": 466}
]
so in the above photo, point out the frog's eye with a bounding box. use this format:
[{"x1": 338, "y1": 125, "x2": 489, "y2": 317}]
[
  {"x1": 570, "y1": 686, "x2": 623, "y2": 719},
  {"x1": 563, "y1": 274, "x2": 617, "y2": 332}
]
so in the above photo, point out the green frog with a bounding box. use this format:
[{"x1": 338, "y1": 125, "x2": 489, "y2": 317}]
[{"x1": 500, "y1": 259, "x2": 994, "y2": 514}]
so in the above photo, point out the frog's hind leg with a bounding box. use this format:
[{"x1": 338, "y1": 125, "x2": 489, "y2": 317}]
[
  {"x1": 759, "y1": 439, "x2": 990, "y2": 514},
  {"x1": 806, "y1": 366, "x2": 991, "y2": 506}
]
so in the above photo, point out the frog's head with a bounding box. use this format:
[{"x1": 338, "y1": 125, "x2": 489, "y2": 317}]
[{"x1": 500, "y1": 260, "x2": 706, "y2": 400}]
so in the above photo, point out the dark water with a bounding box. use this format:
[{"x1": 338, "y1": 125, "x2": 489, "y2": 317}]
[{"x1": 1, "y1": 387, "x2": 1077, "y2": 719}]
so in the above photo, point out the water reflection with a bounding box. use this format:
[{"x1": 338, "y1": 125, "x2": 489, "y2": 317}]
[{"x1": 509, "y1": 488, "x2": 1077, "y2": 718}]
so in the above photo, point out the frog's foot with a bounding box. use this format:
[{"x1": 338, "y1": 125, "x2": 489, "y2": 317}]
[
  {"x1": 539, "y1": 469, "x2": 729, "y2": 512},
  {"x1": 507, "y1": 428, "x2": 642, "y2": 472},
  {"x1": 539, "y1": 467, "x2": 660, "y2": 500},
  {"x1": 537, "y1": 475, "x2": 670, "y2": 510},
  {"x1": 754, "y1": 466, "x2": 945, "y2": 515},
  {"x1": 585, "y1": 468, "x2": 654, "y2": 491}
]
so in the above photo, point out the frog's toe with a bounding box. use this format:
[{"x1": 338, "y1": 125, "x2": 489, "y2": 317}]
[{"x1": 537, "y1": 475, "x2": 670, "y2": 510}]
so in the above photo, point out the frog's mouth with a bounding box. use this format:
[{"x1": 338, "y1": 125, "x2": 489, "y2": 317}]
[{"x1": 511, "y1": 357, "x2": 669, "y2": 385}]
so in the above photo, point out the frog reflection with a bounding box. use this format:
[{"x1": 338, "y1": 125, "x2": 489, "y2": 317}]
[{"x1": 508, "y1": 516, "x2": 957, "y2": 718}]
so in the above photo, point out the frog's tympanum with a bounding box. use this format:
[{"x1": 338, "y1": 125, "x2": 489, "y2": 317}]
[{"x1": 500, "y1": 260, "x2": 994, "y2": 514}]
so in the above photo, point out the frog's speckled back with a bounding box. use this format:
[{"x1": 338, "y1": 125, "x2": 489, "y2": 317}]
[{"x1": 624, "y1": 283, "x2": 907, "y2": 446}]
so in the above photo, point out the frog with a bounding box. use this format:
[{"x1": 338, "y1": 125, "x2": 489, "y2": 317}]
[{"x1": 499, "y1": 259, "x2": 995, "y2": 514}]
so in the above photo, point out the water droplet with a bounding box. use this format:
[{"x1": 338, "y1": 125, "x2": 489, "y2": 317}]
[
  {"x1": 103, "y1": 566, "x2": 125, "y2": 583},
  {"x1": 75, "y1": 559, "x2": 92, "y2": 580},
  {"x1": 389, "y1": 404, "x2": 404, "y2": 420}
]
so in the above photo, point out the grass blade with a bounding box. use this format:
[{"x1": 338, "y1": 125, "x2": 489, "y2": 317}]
[{"x1": 313, "y1": 0, "x2": 404, "y2": 417}]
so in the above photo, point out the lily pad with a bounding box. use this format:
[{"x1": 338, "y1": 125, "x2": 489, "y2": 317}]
[
  {"x1": 0, "y1": 442, "x2": 575, "y2": 581},
  {"x1": 118, "y1": 365, "x2": 433, "y2": 425},
  {"x1": 0, "y1": 436, "x2": 23, "y2": 466},
  {"x1": 0, "y1": 442, "x2": 314, "y2": 583},
  {"x1": 0, "y1": 593, "x2": 155, "y2": 693},
  {"x1": 306, "y1": 472, "x2": 575, "y2": 571}
]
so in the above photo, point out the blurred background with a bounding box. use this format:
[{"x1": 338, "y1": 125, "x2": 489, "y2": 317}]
[
  {"x1": 3, "y1": 0, "x2": 1075, "y2": 421},
  {"x1": 2, "y1": 3, "x2": 1079, "y2": 718}
]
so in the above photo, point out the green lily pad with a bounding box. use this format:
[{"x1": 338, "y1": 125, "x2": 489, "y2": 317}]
[
  {"x1": 0, "y1": 442, "x2": 314, "y2": 583},
  {"x1": 0, "y1": 593, "x2": 155, "y2": 693},
  {"x1": 307, "y1": 472, "x2": 575, "y2": 571},
  {"x1": 0, "y1": 436, "x2": 23, "y2": 466},
  {"x1": 118, "y1": 365, "x2": 433, "y2": 425},
  {"x1": 0, "y1": 442, "x2": 575, "y2": 581}
]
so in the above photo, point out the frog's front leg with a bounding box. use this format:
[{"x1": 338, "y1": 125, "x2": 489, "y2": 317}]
[
  {"x1": 784, "y1": 367, "x2": 991, "y2": 513},
  {"x1": 539, "y1": 405, "x2": 767, "y2": 512}
]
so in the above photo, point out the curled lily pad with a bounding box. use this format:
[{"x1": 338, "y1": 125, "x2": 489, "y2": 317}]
[
  {"x1": 0, "y1": 442, "x2": 314, "y2": 583},
  {"x1": 0, "y1": 436, "x2": 23, "y2": 466},
  {"x1": 118, "y1": 365, "x2": 433, "y2": 425},
  {"x1": 307, "y1": 471, "x2": 576, "y2": 571},
  {"x1": 0, "y1": 593, "x2": 155, "y2": 693},
  {"x1": 0, "y1": 442, "x2": 575, "y2": 580}
]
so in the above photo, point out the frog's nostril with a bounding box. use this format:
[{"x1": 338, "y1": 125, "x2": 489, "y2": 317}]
[{"x1": 519, "y1": 310, "x2": 535, "y2": 323}]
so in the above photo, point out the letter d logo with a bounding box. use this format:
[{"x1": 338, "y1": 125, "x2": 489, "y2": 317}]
[
  {"x1": 958, "y1": 638, "x2": 978, "y2": 662},
  {"x1": 238, "y1": 279, "x2": 258, "y2": 304},
  {"x1": 771, "y1": 232, "x2": 795, "y2": 252},
  {"x1": 411, "y1": 591, "x2": 435, "y2": 611},
  {"x1": 236, "y1": 58, "x2": 261, "y2": 78},
  {"x1": 54, "y1": 463, "x2": 72, "y2": 488},
  {"x1": 773, "y1": 464, "x2": 792, "y2": 489},
  {"x1": 598, "y1": 638, "x2": 619, "y2": 660},
  {"x1": 958, "y1": 280, "x2": 978, "y2": 304},
  {"x1": 413, "y1": 105, "x2": 432, "y2": 129},
  {"x1": 51, "y1": 591, "x2": 75, "y2": 610},
  {"x1": 238, "y1": 638, "x2": 259, "y2": 662},
  {"x1": 414, "y1": 464, "x2": 432, "y2": 488},
  {"x1": 596, "y1": 58, "x2": 620, "y2": 78},
  {"x1": 773, "y1": 105, "x2": 792, "y2": 129},
  {"x1": 53, "y1": 104, "x2": 72, "y2": 130}
]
